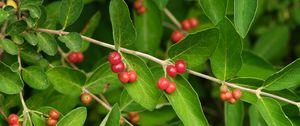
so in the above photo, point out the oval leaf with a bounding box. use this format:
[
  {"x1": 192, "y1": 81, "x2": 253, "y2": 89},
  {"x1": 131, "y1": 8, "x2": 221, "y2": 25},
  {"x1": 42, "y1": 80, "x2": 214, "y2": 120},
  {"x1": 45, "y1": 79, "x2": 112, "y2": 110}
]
[
  {"x1": 47, "y1": 67, "x2": 86, "y2": 97},
  {"x1": 6, "y1": 20, "x2": 27, "y2": 36},
  {"x1": 198, "y1": 0, "x2": 227, "y2": 25},
  {"x1": 99, "y1": 104, "x2": 120, "y2": 126},
  {"x1": 263, "y1": 58, "x2": 300, "y2": 90},
  {"x1": 23, "y1": 32, "x2": 39, "y2": 46},
  {"x1": 122, "y1": 54, "x2": 160, "y2": 111},
  {"x1": 168, "y1": 28, "x2": 219, "y2": 70},
  {"x1": 210, "y1": 18, "x2": 242, "y2": 80},
  {"x1": 225, "y1": 101, "x2": 244, "y2": 126},
  {"x1": 57, "y1": 107, "x2": 87, "y2": 126},
  {"x1": 166, "y1": 76, "x2": 209, "y2": 126},
  {"x1": 234, "y1": 0, "x2": 258, "y2": 38},
  {"x1": 255, "y1": 97, "x2": 293, "y2": 126},
  {"x1": 0, "y1": 38, "x2": 18, "y2": 55},
  {"x1": 22, "y1": 66, "x2": 49, "y2": 90},
  {"x1": 0, "y1": 62, "x2": 23, "y2": 94},
  {"x1": 110, "y1": 0, "x2": 136, "y2": 49},
  {"x1": 31, "y1": 113, "x2": 47, "y2": 126},
  {"x1": 37, "y1": 32, "x2": 58, "y2": 56},
  {"x1": 59, "y1": 0, "x2": 84, "y2": 29},
  {"x1": 58, "y1": 32, "x2": 82, "y2": 52}
]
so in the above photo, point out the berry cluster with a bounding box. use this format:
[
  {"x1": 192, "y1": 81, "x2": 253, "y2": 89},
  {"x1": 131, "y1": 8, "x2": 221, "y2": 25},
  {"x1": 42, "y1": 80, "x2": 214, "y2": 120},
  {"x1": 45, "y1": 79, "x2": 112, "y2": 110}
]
[
  {"x1": 80, "y1": 92, "x2": 93, "y2": 105},
  {"x1": 166, "y1": 60, "x2": 187, "y2": 78},
  {"x1": 220, "y1": 85, "x2": 242, "y2": 104},
  {"x1": 47, "y1": 109, "x2": 60, "y2": 126},
  {"x1": 181, "y1": 17, "x2": 199, "y2": 31},
  {"x1": 7, "y1": 114, "x2": 20, "y2": 126},
  {"x1": 68, "y1": 52, "x2": 84, "y2": 63},
  {"x1": 157, "y1": 77, "x2": 176, "y2": 94},
  {"x1": 127, "y1": 112, "x2": 140, "y2": 124},
  {"x1": 134, "y1": 0, "x2": 146, "y2": 14},
  {"x1": 108, "y1": 52, "x2": 138, "y2": 84}
]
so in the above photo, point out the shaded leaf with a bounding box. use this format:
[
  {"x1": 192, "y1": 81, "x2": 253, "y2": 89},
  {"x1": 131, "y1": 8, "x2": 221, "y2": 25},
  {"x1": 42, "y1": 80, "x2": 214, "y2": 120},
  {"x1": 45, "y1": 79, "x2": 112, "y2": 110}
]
[
  {"x1": 99, "y1": 104, "x2": 120, "y2": 126},
  {"x1": 225, "y1": 101, "x2": 244, "y2": 126},
  {"x1": 0, "y1": 38, "x2": 18, "y2": 55},
  {"x1": 6, "y1": 20, "x2": 27, "y2": 36},
  {"x1": 198, "y1": 0, "x2": 227, "y2": 25},
  {"x1": 58, "y1": 32, "x2": 82, "y2": 52},
  {"x1": 249, "y1": 105, "x2": 268, "y2": 126},
  {"x1": 59, "y1": 0, "x2": 84, "y2": 29},
  {"x1": 22, "y1": 66, "x2": 49, "y2": 90},
  {"x1": 0, "y1": 62, "x2": 23, "y2": 94},
  {"x1": 37, "y1": 32, "x2": 57, "y2": 56}
]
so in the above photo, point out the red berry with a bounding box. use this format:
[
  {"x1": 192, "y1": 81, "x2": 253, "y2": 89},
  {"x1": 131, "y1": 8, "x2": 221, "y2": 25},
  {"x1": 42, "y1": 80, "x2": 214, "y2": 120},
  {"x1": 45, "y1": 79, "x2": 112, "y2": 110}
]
[
  {"x1": 224, "y1": 91, "x2": 233, "y2": 101},
  {"x1": 157, "y1": 77, "x2": 170, "y2": 90},
  {"x1": 7, "y1": 114, "x2": 18, "y2": 124},
  {"x1": 228, "y1": 98, "x2": 236, "y2": 104},
  {"x1": 166, "y1": 65, "x2": 177, "y2": 78},
  {"x1": 134, "y1": 0, "x2": 143, "y2": 10},
  {"x1": 232, "y1": 89, "x2": 242, "y2": 100},
  {"x1": 166, "y1": 82, "x2": 176, "y2": 94},
  {"x1": 181, "y1": 20, "x2": 191, "y2": 31},
  {"x1": 68, "y1": 52, "x2": 78, "y2": 63},
  {"x1": 220, "y1": 85, "x2": 228, "y2": 93},
  {"x1": 220, "y1": 92, "x2": 227, "y2": 101},
  {"x1": 76, "y1": 52, "x2": 84, "y2": 63},
  {"x1": 111, "y1": 62, "x2": 125, "y2": 73},
  {"x1": 127, "y1": 112, "x2": 139, "y2": 118},
  {"x1": 47, "y1": 118, "x2": 57, "y2": 126},
  {"x1": 137, "y1": 6, "x2": 146, "y2": 14},
  {"x1": 130, "y1": 114, "x2": 140, "y2": 124},
  {"x1": 189, "y1": 17, "x2": 199, "y2": 28},
  {"x1": 128, "y1": 70, "x2": 138, "y2": 83},
  {"x1": 10, "y1": 123, "x2": 21, "y2": 126},
  {"x1": 118, "y1": 72, "x2": 130, "y2": 84},
  {"x1": 49, "y1": 109, "x2": 60, "y2": 120},
  {"x1": 80, "y1": 93, "x2": 93, "y2": 105},
  {"x1": 108, "y1": 52, "x2": 122, "y2": 65},
  {"x1": 175, "y1": 60, "x2": 187, "y2": 73},
  {"x1": 171, "y1": 31, "x2": 184, "y2": 43}
]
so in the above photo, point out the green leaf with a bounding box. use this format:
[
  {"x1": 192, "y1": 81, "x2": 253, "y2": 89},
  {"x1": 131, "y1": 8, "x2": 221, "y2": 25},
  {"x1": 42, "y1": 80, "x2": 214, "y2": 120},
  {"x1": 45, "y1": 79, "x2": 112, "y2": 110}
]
[
  {"x1": 198, "y1": 0, "x2": 227, "y2": 25},
  {"x1": 22, "y1": 66, "x2": 49, "y2": 90},
  {"x1": 255, "y1": 97, "x2": 293, "y2": 126},
  {"x1": 23, "y1": 32, "x2": 39, "y2": 46},
  {"x1": 119, "y1": 90, "x2": 145, "y2": 112},
  {"x1": 57, "y1": 107, "x2": 87, "y2": 126},
  {"x1": 37, "y1": 32, "x2": 58, "y2": 56},
  {"x1": 134, "y1": 0, "x2": 162, "y2": 55},
  {"x1": 85, "y1": 62, "x2": 122, "y2": 94},
  {"x1": 234, "y1": 0, "x2": 258, "y2": 38},
  {"x1": 99, "y1": 104, "x2": 120, "y2": 126},
  {"x1": 210, "y1": 18, "x2": 242, "y2": 80},
  {"x1": 0, "y1": 62, "x2": 23, "y2": 94},
  {"x1": 58, "y1": 32, "x2": 82, "y2": 52},
  {"x1": 109, "y1": 0, "x2": 136, "y2": 49},
  {"x1": 122, "y1": 54, "x2": 160, "y2": 111},
  {"x1": 248, "y1": 105, "x2": 268, "y2": 126},
  {"x1": 138, "y1": 106, "x2": 177, "y2": 126},
  {"x1": 253, "y1": 25, "x2": 289, "y2": 61},
  {"x1": 11, "y1": 35, "x2": 24, "y2": 45},
  {"x1": 237, "y1": 51, "x2": 275, "y2": 79},
  {"x1": 225, "y1": 101, "x2": 244, "y2": 126},
  {"x1": 0, "y1": 38, "x2": 18, "y2": 55},
  {"x1": 166, "y1": 76, "x2": 209, "y2": 126},
  {"x1": 59, "y1": 0, "x2": 84, "y2": 29},
  {"x1": 6, "y1": 21, "x2": 27, "y2": 36},
  {"x1": 47, "y1": 67, "x2": 86, "y2": 97},
  {"x1": 153, "y1": 0, "x2": 168, "y2": 10},
  {"x1": 263, "y1": 58, "x2": 300, "y2": 90},
  {"x1": 31, "y1": 113, "x2": 46, "y2": 126},
  {"x1": 21, "y1": 47, "x2": 43, "y2": 64},
  {"x1": 21, "y1": 0, "x2": 43, "y2": 6},
  {"x1": 168, "y1": 28, "x2": 219, "y2": 70},
  {"x1": 0, "y1": 9, "x2": 9, "y2": 23},
  {"x1": 21, "y1": 5, "x2": 41, "y2": 19}
]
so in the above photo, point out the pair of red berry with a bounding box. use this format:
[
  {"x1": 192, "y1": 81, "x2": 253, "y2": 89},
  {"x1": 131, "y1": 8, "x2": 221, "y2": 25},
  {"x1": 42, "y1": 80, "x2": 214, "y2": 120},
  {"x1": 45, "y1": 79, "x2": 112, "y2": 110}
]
[
  {"x1": 157, "y1": 77, "x2": 177, "y2": 94},
  {"x1": 108, "y1": 52, "x2": 138, "y2": 84},
  {"x1": 7, "y1": 114, "x2": 20, "y2": 126},
  {"x1": 68, "y1": 52, "x2": 84, "y2": 63},
  {"x1": 181, "y1": 17, "x2": 199, "y2": 31},
  {"x1": 127, "y1": 112, "x2": 140, "y2": 124},
  {"x1": 134, "y1": 0, "x2": 146, "y2": 14},
  {"x1": 166, "y1": 60, "x2": 187, "y2": 78},
  {"x1": 220, "y1": 85, "x2": 242, "y2": 104},
  {"x1": 80, "y1": 92, "x2": 93, "y2": 105},
  {"x1": 47, "y1": 109, "x2": 60, "y2": 126}
]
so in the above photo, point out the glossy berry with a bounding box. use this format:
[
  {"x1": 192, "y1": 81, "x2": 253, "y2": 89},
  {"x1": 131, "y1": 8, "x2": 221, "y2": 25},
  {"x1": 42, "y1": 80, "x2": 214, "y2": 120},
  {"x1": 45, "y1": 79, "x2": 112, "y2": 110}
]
[
  {"x1": 108, "y1": 52, "x2": 122, "y2": 65},
  {"x1": 224, "y1": 91, "x2": 233, "y2": 101},
  {"x1": 111, "y1": 62, "x2": 125, "y2": 73},
  {"x1": 232, "y1": 89, "x2": 242, "y2": 100},
  {"x1": 181, "y1": 20, "x2": 191, "y2": 31},
  {"x1": 130, "y1": 114, "x2": 140, "y2": 124},
  {"x1": 76, "y1": 52, "x2": 84, "y2": 62},
  {"x1": 49, "y1": 109, "x2": 60, "y2": 120},
  {"x1": 127, "y1": 112, "x2": 139, "y2": 118},
  {"x1": 171, "y1": 31, "x2": 184, "y2": 43},
  {"x1": 137, "y1": 6, "x2": 146, "y2": 14},
  {"x1": 157, "y1": 77, "x2": 169, "y2": 90},
  {"x1": 189, "y1": 17, "x2": 199, "y2": 28},
  {"x1": 128, "y1": 70, "x2": 138, "y2": 83},
  {"x1": 10, "y1": 123, "x2": 21, "y2": 126},
  {"x1": 7, "y1": 114, "x2": 18, "y2": 124},
  {"x1": 134, "y1": 0, "x2": 143, "y2": 9},
  {"x1": 166, "y1": 82, "x2": 176, "y2": 94},
  {"x1": 228, "y1": 98, "x2": 236, "y2": 104},
  {"x1": 175, "y1": 60, "x2": 187, "y2": 73},
  {"x1": 68, "y1": 52, "x2": 84, "y2": 63},
  {"x1": 47, "y1": 118, "x2": 57, "y2": 126},
  {"x1": 166, "y1": 65, "x2": 177, "y2": 78},
  {"x1": 80, "y1": 93, "x2": 93, "y2": 105},
  {"x1": 220, "y1": 92, "x2": 227, "y2": 101},
  {"x1": 220, "y1": 85, "x2": 228, "y2": 93},
  {"x1": 118, "y1": 72, "x2": 130, "y2": 84}
]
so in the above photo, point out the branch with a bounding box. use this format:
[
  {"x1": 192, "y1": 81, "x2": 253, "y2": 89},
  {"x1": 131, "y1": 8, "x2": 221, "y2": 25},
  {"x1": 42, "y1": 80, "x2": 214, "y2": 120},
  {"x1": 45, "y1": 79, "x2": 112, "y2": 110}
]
[
  {"x1": 36, "y1": 28, "x2": 300, "y2": 107},
  {"x1": 163, "y1": 8, "x2": 181, "y2": 29},
  {"x1": 19, "y1": 92, "x2": 33, "y2": 126}
]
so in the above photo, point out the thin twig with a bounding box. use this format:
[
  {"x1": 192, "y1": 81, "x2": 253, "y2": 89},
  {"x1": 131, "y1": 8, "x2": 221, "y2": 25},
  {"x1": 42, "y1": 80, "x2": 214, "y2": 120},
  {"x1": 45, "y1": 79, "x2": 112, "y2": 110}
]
[
  {"x1": 19, "y1": 92, "x2": 33, "y2": 126},
  {"x1": 99, "y1": 94, "x2": 111, "y2": 106},
  {"x1": 0, "y1": 107, "x2": 7, "y2": 119},
  {"x1": 163, "y1": 8, "x2": 181, "y2": 29},
  {"x1": 36, "y1": 28, "x2": 300, "y2": 107}
]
